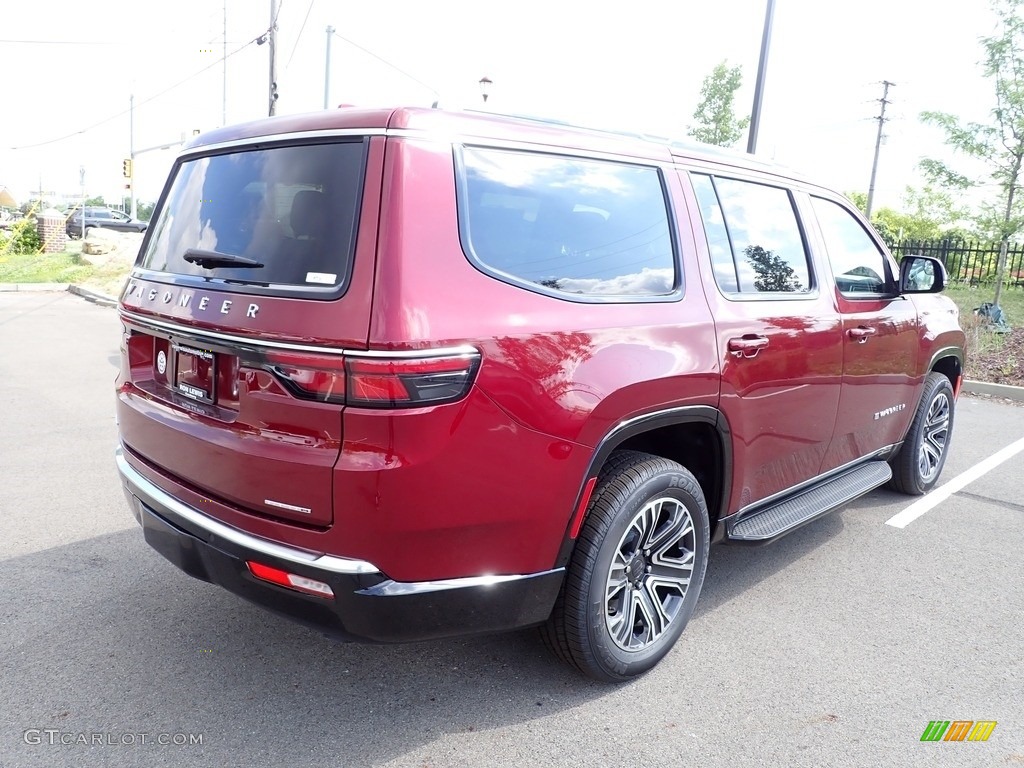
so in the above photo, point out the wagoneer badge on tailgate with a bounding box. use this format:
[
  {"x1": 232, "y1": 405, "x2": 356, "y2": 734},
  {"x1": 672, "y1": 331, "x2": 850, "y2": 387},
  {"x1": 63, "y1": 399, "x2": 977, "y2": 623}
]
[{"x1": 125, "y1": 281, "x2": 259, "y2": 319}]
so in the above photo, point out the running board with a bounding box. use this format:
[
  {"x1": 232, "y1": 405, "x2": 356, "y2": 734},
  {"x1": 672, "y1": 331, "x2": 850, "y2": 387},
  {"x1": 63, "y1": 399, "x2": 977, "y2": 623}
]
[{"x1": 726, "y1": 461, "x2": 892, "y2": 543}]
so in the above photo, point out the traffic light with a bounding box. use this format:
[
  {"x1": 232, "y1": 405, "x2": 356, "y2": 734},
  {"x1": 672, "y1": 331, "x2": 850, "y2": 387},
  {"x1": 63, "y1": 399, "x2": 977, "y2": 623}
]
[{"x1": 122, "y1": 159, "x2": 133, "y2": 178}]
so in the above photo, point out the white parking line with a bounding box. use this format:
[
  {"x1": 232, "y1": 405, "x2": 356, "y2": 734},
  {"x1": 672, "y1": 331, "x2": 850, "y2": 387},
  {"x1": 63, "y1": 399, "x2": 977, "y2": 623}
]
[{"x1": 886, "y1": 436, "x2": 1024, "y2": 528}]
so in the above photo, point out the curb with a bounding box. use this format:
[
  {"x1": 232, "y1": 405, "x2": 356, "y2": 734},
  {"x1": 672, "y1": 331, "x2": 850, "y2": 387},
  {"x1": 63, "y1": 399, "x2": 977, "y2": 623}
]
[
  {"x1": 0, "y1": 282, "x2": 70, "y2": 292},
  {"x1": 67, "y1": 284, "x2": 117, "y2": 307},
  {"x1": 961, "y1": 379, "x2": 1024, "y2": 402}
]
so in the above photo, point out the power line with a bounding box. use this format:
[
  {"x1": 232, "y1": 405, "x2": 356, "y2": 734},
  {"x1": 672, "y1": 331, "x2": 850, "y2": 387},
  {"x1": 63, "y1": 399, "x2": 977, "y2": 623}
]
[
  {"x1": 10, "y1": 33, "x2": 265, "y2": 151},
  {"x1": 332, "y1": 32, "x2": 439, "y2": 99},
  {"x1": 286, "y1": 0, "x2": 316, "y2": 70},
  {"x1": 0, "y1": 38, "x2": 117, "y2": 45}
]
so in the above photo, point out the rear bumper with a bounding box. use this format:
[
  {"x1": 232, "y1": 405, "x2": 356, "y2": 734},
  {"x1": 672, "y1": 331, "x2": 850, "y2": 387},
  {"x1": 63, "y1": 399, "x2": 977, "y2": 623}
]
[{"x1": 116, "y1": 447, "x2": 563, "y2": 642}]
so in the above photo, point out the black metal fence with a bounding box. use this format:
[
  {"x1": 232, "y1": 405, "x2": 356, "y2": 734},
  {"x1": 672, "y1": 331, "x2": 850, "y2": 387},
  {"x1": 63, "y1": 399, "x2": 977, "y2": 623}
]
[{"x1": 890, "y1": 239, "x2": 1024, "y2": 288}]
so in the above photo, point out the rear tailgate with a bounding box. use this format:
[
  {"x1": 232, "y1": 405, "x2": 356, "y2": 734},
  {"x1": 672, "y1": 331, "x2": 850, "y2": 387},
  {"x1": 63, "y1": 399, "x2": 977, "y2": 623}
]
[{"x1": 116, "y1": 135, "x2": 384, "y2": 527}]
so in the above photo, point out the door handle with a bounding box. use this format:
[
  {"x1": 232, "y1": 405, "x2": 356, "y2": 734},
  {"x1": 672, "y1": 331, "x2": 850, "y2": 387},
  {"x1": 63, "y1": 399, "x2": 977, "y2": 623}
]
[
  {"x1": 727, "y1": 336, "x2": 769, "y2": 358},
  {"x1": 848, "y1": 326, "x2": 877, "y2": 343}
]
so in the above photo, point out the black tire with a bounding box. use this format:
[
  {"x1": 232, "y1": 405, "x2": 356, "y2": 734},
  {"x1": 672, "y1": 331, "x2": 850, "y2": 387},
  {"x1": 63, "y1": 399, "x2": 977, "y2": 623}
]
[
  {"x1": 888, "y1": 372, "x2": 955, "y2": 495},
  {"x1": 541, "y1": 450, "x2": 710, "y2": 682}
]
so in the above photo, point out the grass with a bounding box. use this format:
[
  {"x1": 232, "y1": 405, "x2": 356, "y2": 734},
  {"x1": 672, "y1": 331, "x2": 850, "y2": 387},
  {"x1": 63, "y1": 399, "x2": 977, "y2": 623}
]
[
  {"x1": 943, "y1": 283, "x2": 1024, "y2": 321},
  {"x1": 0, "y1": 240, "x2": 131, "y2": 296},
  {"x1": 943, "y1": 284, "x2": 1024, "y2": 384},
  {"x1": 0, "y1": 247, "x2": 94, "y2": 284}
]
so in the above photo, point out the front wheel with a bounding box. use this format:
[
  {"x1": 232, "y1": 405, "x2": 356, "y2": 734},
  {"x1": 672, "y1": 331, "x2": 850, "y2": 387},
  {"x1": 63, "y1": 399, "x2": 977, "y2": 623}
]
[
  {"x1": 541, "y1": 451, "x2": 710, "y2": 682},
  {"x1": 889, "y1": 372, "x2": 955, "y2": 495}
]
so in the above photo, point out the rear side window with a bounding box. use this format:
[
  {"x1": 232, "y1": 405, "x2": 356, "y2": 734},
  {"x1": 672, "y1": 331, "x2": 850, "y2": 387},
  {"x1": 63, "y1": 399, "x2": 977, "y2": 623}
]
[
  {"x1": 139, "y1": 141, "x2": 365, "y2": 292},
  {"x1": 459, "y1": 147, "x2": 677, "y2": 299},
  {"x1": 691, "y1": 174, "x2": 811, "y2": 295}
]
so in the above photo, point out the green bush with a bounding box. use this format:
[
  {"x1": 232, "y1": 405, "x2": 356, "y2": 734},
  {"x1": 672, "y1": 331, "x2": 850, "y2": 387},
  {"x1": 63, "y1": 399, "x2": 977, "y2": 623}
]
[{"x1": 1, "y1": 218, "x2": 42, "y2": 255}]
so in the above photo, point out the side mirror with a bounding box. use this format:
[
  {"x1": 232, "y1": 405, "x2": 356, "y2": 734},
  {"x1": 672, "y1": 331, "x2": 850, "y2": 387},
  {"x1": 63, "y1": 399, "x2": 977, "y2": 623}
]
[{"x1": 899, "y1": 255, "x2": 946, "y2": 294}]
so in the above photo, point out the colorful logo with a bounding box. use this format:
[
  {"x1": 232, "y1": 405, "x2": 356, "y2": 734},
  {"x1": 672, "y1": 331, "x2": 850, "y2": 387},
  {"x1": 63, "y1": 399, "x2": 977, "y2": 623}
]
[{"x1": 920, "y1": 721, "x2": 997, "y2": 742}]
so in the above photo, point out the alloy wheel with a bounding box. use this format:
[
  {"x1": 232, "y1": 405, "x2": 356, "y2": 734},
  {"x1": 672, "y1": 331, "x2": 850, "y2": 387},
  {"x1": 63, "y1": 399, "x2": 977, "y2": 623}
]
[
  {"x1": 604, "y1": 497, "x2": 696, "y2": 651},
  {"x1": 918, "y1": 392, "x2": 950, "y2": 483}
]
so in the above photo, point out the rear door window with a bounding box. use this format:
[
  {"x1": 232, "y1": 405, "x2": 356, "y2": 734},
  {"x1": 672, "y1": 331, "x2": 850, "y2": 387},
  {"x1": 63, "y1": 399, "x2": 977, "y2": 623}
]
[
  {"x1": 691, "y1": 174, "x2": 812, "y2": 296},
  {"x1": 458, "y1": 147, "x2": 678, "y2": 300},
  {"x1": 139, "y1": 140, "x2": 366, "y2": 293}
]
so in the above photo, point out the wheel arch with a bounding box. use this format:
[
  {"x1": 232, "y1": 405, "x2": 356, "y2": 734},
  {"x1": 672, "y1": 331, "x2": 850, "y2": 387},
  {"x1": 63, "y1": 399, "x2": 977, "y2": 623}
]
[
  {"x1": 554, "y1": 405, "x2": 732, "y2": 569},
  {"x1": 928, "y1": 347, "x2": 964, "y2": 395}
]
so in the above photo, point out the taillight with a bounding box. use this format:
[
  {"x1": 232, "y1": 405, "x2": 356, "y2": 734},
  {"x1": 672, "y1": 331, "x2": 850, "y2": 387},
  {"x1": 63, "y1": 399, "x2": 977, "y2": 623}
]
[
  {"x1": 263, "y1": 350, "x2": 480, "y2": 408},
  {"x1": 265, "y1": 350, "x2": 347, "y2": 403},
  {"x1": 346, "y1": 355, "x2": 480, "y2": 407}
]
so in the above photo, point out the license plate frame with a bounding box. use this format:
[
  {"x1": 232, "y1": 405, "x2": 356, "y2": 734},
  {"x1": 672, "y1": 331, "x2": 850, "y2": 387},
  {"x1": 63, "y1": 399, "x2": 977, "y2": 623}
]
[{"x1": 173, "y1": 343, "x2": 217, "y2": 404}]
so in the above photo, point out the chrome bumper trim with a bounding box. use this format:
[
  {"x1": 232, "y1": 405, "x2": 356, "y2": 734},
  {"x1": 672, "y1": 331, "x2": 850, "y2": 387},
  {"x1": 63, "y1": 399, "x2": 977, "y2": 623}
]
[
  {"x1": 115, "y1": 445, "x2": 380, "y2": 575},
  {"x1": 356, "y1": 568, "x2": 565, "y2": 597}
]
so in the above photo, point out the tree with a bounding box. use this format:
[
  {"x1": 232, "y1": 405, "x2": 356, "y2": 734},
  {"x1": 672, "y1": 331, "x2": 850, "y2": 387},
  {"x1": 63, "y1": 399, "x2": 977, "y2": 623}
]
[
  {"x1": 745, "y1": 245, "x2": 802, "y2": 292},
  {"x1": 688, "y1": 61, "x2": 750, "y2": 147},
  {"x1": 845, "y1": 187, "x2": 971, "y2": 247},
  {"x1": 920, "y1": 0, "x2": 1024, "y2": 310},
  {"x1": 121, "y1": 196, "x2": 155, "y2": 221}
]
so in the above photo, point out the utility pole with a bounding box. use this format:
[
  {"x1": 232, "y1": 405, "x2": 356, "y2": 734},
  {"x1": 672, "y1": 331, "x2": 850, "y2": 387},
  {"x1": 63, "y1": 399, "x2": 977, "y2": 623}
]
[
  {"x1": 747, "y1": 0, "x2": 776, "y2": 155},
  {"x1": 866, "y1": 80, "x2": 894, "y2": 219},
  {"x1": 324, "y1": 25, "x2": 335, "y2": 109},
  {"x1": 222, "y1": 0, "x2": 228, "y2": 125},
  {"x1": 268, "y1": 0, "x2": 279, "y2": 116}
]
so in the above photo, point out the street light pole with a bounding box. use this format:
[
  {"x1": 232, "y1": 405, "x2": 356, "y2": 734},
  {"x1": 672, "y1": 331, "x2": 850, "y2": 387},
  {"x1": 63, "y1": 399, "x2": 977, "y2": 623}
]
[
  {"x1": 79, "y1": 166, "x2": 85, "y2": 239},
  {"x1": 746, "y1": 0, "x2": 776, "y2": 154},
  {"x1": 324, "y1": 25, "x2": 335, "y2": 109},
  {"x1": 130, "y1": 93, "x2": 137, "y2": 220}
]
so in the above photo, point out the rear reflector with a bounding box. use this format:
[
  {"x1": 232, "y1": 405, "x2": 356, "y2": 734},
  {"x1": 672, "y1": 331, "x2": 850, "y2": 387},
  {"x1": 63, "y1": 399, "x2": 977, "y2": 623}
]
[
  {"x1": 569, "y1": 477, "x2": 598, "y2": 539},
  {"x1": 246, "y1": 561, "x2": 335, "y2": 598},
  {"x1": 263, "y1": 350, "x2": 480, "y2": 409}
]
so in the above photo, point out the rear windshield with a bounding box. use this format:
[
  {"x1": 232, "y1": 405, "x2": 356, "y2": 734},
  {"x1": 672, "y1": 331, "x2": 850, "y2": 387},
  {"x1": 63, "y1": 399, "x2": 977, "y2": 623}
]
[{"x1": 139, "y1": 140, "x2": 365, "y2": 291}]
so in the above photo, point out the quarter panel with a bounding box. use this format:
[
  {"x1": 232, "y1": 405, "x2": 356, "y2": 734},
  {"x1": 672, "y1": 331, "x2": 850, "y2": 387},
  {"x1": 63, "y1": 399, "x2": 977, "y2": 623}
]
[{"x1": 370, "y1": 138, "x2": 722, "y2": 446}]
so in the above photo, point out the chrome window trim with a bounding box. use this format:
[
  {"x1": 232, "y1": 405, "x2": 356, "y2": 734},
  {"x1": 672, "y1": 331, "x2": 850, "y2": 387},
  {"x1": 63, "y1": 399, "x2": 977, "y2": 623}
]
[
  {"x1": 178, "y1": 128, "x2": 387, "y2": 158},
  {"x1": 118, "y1": 310, "x2": 478, "y2": 359}
]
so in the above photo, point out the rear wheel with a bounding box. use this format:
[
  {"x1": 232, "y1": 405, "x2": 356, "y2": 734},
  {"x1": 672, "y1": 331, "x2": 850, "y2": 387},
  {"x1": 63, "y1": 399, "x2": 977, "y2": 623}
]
[
  {"x1": 889, "y1": 372, "x2": 955, "y2": 495},
  {"x1": 541, "y1": 451, "x2": 709, "y2": 682}
]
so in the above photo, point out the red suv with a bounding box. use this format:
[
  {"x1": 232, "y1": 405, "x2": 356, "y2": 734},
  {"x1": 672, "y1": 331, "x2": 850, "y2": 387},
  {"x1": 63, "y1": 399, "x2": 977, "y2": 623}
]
[{"x1": 115, "y1": 107, "x2": 964, "y2": 681}]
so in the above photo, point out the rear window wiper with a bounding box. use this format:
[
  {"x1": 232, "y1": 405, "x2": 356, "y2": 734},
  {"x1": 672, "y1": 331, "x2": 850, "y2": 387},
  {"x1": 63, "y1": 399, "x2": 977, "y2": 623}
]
[{"x1": 183, "y1": 248, "x2": 264, "y2": 269}]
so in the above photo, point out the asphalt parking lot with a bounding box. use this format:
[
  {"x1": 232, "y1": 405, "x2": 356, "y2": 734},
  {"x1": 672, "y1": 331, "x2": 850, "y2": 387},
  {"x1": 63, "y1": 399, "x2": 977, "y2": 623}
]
[{"x1": 1, "y1": 290, "x2": 1021, "y2": 768}]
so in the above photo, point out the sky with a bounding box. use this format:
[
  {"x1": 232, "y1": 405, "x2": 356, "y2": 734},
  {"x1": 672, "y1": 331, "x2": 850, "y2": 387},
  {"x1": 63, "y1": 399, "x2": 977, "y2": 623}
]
[{"x1": 0, "y1": 0, "x2": 1001, "y2": 212}]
